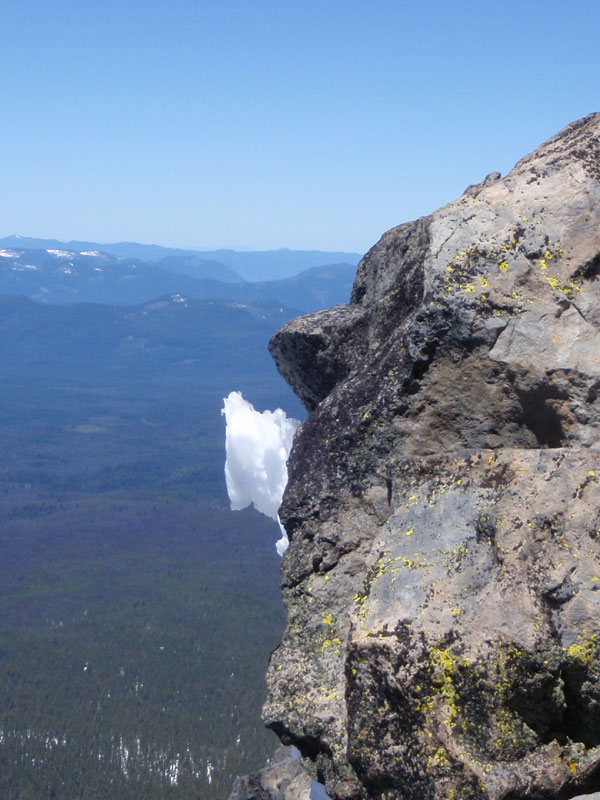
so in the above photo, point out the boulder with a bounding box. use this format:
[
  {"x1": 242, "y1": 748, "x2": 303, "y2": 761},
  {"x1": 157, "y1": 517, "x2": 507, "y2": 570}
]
[
  {"x1": 228, "y1": 746, "x2": 312, "y2": 800},
  {"x1": 265, "y1": 114, "x2": 600, "y2": 799}
]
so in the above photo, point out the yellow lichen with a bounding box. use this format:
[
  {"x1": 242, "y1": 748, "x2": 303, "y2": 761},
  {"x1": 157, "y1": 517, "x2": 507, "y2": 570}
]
[
  {"x1": 427, "y1": 747, "x2": 448, "y2": 768},
  {"x1": 430, "y1": 646, "x2": 461, "y2": 726},
  {"x1": 544, "y1": 274, "x2": 582, "y2": 295},
  {"x1": 566, "y1": 640, "x2": 596, "y2": 663}
]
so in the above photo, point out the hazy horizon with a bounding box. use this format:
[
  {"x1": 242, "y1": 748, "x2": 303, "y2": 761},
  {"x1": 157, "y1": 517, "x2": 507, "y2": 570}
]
[{"x1": 0, "y1": 232, "x2": 363, "y2": 256}]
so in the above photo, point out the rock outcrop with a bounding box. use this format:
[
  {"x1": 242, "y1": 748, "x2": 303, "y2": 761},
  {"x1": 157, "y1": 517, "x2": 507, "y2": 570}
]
[
  {"x1": 265, "y1": 114, "x2": 600, "y2": 800},
  {"x1": 228, "y1": 746, "x2": 312, "y2": 800}
]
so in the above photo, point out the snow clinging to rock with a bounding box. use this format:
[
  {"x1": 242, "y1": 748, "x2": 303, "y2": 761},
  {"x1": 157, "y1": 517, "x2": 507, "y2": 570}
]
[{"x1": 222, "y1": 391, "x2": 299, "y2": 555}]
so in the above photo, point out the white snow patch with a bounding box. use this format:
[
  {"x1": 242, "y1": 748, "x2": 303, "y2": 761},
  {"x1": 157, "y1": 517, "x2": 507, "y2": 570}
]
[
  {"x1": 11, "y1": 263, "x2": 39, "y2": 271},
  {"x1": 168, "y1": 757, "x2": 180, "y2": 786},
  {"x1": 118, "y1": 735, "x2": 129, "y2": 778},
  {"x1": 47, "y1": 249, "x2": 72, "y2": 258},
  {"x1": 79, "y1": 250, "x2": 100, "y2": 256},
  {"x1": 0, "y1": 249, "x2": 16, "y2": 257},
  {"x1": 222, "y1": 391, "x2": 300, "y2": 555}
]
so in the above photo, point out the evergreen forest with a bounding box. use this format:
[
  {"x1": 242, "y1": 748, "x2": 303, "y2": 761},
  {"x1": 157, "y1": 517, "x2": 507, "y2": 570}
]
[{"x1": 0, "y1": 294, "x2": 305, "y2": 799}]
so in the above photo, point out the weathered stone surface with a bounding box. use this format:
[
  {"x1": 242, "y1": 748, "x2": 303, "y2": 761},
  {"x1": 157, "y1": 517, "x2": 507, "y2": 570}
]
[
  {"x1": 228, "y1": 746, "x2": 312, "y2": 800},
  {"x1": 571, "y1": 794, "x2": 600, "y2": 800},
  {"x1": 265, "y1": 114, "x2": 600, "y2": 799}
]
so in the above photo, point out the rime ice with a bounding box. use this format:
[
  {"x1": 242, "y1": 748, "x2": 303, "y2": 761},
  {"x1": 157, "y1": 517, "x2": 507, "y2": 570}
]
[{"x1": 222, "y1": 391, "x2": 300, "y2": 555}]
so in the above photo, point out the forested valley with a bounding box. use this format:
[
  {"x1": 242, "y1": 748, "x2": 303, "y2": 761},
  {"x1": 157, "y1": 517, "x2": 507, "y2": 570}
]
[{"x1": 0, "y1": 294, "x2": 305, "y2": 799}]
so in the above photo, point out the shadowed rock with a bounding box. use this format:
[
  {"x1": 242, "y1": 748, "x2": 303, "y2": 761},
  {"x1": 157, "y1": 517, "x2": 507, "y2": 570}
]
[{"x1": 266, "y1": 114, "x2": 600, "y2": 799}]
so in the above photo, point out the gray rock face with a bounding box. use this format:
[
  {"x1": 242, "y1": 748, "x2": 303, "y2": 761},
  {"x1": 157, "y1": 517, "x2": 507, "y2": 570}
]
[
  {"x1": 228, "y1": 746, "x2": 312, "y2": 800},
  {"x1": 570, "y1": 794, "x2": 600, "y2": 800},
  {"x1": 265, "y1": 114, "x2": 600, "y2": 800}
]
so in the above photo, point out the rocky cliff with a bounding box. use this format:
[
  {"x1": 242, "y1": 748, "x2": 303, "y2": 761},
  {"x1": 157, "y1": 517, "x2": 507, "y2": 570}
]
[{"x1": 265, "y1": 114, "x2": 600, "y2": 800}]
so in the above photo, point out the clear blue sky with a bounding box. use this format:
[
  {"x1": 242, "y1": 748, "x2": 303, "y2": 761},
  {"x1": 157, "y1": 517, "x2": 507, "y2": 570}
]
[{"x1": 1, "y1": 0, "x2": 598, "y2": 253}]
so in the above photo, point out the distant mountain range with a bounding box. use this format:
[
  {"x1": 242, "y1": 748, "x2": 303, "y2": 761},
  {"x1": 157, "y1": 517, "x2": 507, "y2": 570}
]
[
  {"x1": 0, "y1": 246, "x2": 356, "y2": 312},
  {"x1": 0, "y1": 238, "x2": 363, "y2": 800},
  {"x1": 0, "y1": 236, "x2": 362, "y2": 282},
  {"x1": 194, "y1": 248, "x2": 361, "y2": 282}
]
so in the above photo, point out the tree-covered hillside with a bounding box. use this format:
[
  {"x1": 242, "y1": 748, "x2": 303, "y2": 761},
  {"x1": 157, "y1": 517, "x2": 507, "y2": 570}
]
[{"x1": 0, "y1": 295, "x2": 304, "y2": 799}]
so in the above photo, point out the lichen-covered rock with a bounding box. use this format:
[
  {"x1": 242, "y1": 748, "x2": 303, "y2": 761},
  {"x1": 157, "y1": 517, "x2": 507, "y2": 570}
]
[{"x1": 265, "y1": 114, "x2": 600, "y2": 800}]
